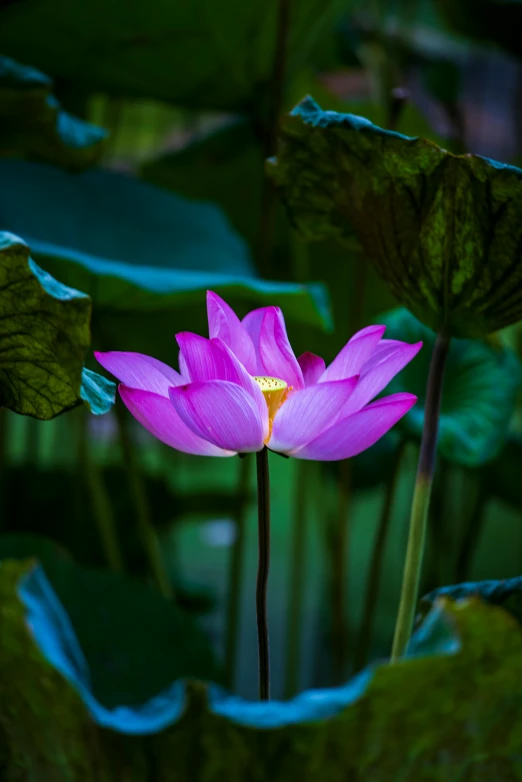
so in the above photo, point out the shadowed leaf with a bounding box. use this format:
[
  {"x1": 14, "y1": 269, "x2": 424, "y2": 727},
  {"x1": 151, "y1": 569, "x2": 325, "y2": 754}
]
[{"x1": 272, "y1": 96, "x2": 522, "y2": 337}]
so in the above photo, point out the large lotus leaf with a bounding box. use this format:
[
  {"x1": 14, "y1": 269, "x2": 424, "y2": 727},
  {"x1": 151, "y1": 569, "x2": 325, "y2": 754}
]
[
  {"x1": 271, "y1": 96, "x2": 522, "y2": 338},
  {"x1": 0, "y1": 159, "x2": 330, "y2": 361},
  {"x1": 0, "y1": 55, "x2": 107, "y2": 168},
  {"x1": 0, "y1": 0, "x2": 350, "y2": 113},
  {"x1": 0, "y1": 539, "x2": 221, "y2": 709},
  {"x1": 378, "y1": 308, "x2": 522, "y2": 467},
  {"x1": 0, "y1": 231, "x2": 100, "y2": 419},
  {"x1": 3, "y1": 558, "x2": 522, "y2": 779}
]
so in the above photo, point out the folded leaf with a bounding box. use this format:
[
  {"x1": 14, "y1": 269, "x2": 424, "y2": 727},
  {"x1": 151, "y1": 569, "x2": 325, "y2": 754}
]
[
  {"x1": 0, "y1": 55, "x2": 106, "y2": 168},
  {"x1": 272, "y1": 96, "x2": 522, "y2": 337}
]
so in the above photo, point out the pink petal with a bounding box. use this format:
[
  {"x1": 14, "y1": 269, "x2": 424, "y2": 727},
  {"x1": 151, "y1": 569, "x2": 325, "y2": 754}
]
[
  {"x1": 175, "y1": 332, "x2": 268, "y2": 425},
  {"x1": 169, "y1": 380, "x2": 267, "y2": 453},
  {"x1": 242, "y1": 307, "x2": 270, "y2": 375},
  {"x1": 340, "y1": 341, "x2": 422, "y2": 415},
  {"x1": 258, "y1": 307, "x2": 304, "y2": 390},
  {"x1": 206, "y1": 291, "x2": 257, "y2": 374},
  {"x1": 269, "y1": 377, "x2": 359, "y2": 454},
  {"x1": 94, "y1": 351, "x2": 183, "y2": 397},
  {"x1": 298, "y1": 352, "x2": 326, "y2": 386},
  {"x1": 119, "y1": 385, "x2": 233, "y2": 456},
  {"x1": 320, "y1": 325, "x2": 386, "y2": 383},
  {"x1": 293, "y1": 393, "x2": 417, "y2": 461}
]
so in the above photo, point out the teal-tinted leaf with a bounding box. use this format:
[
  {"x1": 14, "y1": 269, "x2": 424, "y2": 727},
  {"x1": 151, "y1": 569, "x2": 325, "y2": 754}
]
[
  {"x1": 272, "y1": 96, "x2": 522, "y2": 338},
  {"x1": 0, "y1": 160, "x2": 331, "y2": 362},
  {"x1": 0, "y1": 55, "x2": 106, "y2": 168},
  {"x1": 378, "y1": 308, "x2": 522, "y2": 467},
  {"x1": 0, "y1": 537, "x2": 221, "y2": 708},
  {"x1": 0, "y1": 231, "x2": 93, "y2": 419},
  {"x1": 0, "y1": 0, "x2": 351, "y2": 112},
  {"x1": 422, "y1": 576, "x2": 522, "y2": 627},
  {"x1": 4, "y1": 557, "x2": 522, "y2": 779},
  {"x1": 80, "y1": 368, "x2": 116, "y2": 415},
  {"x1": 0, "y1": 159, "x2": 253, "y2": 276}
]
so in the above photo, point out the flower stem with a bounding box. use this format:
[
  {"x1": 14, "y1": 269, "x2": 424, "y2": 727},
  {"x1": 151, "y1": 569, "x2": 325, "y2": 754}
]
[
  {"x1": 330, "y1": 458, "x2": 352, "y2": 683},
  {"x1": 115, "y1": 403, "x2": 172, "y2": 599},
  {"x1": 284, "y1": 459, "x2": 309, "y2": 698},
  {"x1": 77, "y1": 410, "x2": 125, "y2": 573},
  {"x1": 391, "y1": 333, "x2": 450, "y2": 661},
  {"x1": 353, "y1": 439, "x2": 406, "y2": 672},
  {"x1": 255, "y1": 447, "x2": 271, "y2": 700},
  {"x1": 224, "y1": 455, "x2": 251, "y2": 692}
]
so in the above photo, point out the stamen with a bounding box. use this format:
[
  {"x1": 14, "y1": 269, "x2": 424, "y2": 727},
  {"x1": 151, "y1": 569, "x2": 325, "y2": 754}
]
[{"x1": 254, "y1": 376, "x2": 288, "y2": 441}]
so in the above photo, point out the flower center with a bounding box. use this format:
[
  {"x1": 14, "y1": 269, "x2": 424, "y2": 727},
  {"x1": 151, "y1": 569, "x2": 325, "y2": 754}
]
[{"x1": 254, "y1": 376, "x2": 288, "y2": 441}]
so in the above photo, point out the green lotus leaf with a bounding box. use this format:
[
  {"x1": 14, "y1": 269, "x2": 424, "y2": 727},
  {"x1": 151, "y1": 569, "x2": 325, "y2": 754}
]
[
  {"x1": 378, "y1": 308, "x2": 522, "y2": 467},
  {"x1": 0, "y1": 0, "x2": 351, "y2": 113},
  {"x1": 3, "y1": 557, "x2": 522, "y2": 779},
  {"x1": 271, "y1": 96, "x2": 522, "y2": 337},
  {"x1": 80, "y1": 368, "x2": 116, "y2": 415},
  {"x1": 0, "y1": 159, "x2": 331, "y2": 362},
  {"x1": 0, "y1": 538, "x2": 222, "y2": 708},
  {"x1": 0, "y1": 231, "x2": 97, "y2": 419},
  {"x1": 0, "y1": 54, "x2": 106, "y2": 168}
]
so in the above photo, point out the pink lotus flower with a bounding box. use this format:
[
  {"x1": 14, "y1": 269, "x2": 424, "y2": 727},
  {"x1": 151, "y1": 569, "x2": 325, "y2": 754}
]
[{"x1": 95, "y1": 292, "x2": 421, "y2": 461}]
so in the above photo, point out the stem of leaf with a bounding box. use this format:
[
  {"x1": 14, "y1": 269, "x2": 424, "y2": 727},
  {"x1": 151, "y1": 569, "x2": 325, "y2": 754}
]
[
  {"x1": 114, "y1": 402, "x2": 172, "y2": 599},
  {"x1": 353, "y1": 439, "x2": 407, "y2": 673},
  {"x1": 77, "y1": 410, "x2": 125, "y2": 573},
  {"x1": 256, "y1": 447, "x2": 271, "y2": 700},
  {"x1": 330, "y1": 458, "x2": 352, "y2": 683},
  {"x1": 257, "y1": 0, "x2": 291, "y2": 275},
  {"x1": 391, "y1": 333, "x2": 450, "y2": 661},
  {"x1": 224, "y1": 455, "x2": 251, "y2": 692},
  {"x1": 284, "y1": 459, "x2": 309, "y2": 698}
]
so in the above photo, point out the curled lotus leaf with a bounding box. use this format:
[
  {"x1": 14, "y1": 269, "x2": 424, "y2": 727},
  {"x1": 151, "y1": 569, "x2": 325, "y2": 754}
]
[{"x1": 271, "y1": 96, "x2": 522, "y2": 338}]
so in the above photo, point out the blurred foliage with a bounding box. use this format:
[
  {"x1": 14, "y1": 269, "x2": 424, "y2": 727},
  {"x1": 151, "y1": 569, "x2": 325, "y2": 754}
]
[
  {"x1": 0, "y1": 232, "x2": 114, "y2": 419},
  {"x1": 0, "y1": 463, "x2": 250, "y2": 576},
  {"x1": 272, "y1": 96, "x2": 522, "y2": 338},
  {"x1": 0, "y1": 544, "x2": 222, "y2": 707},
  {"x1": 437, "y1": 0, "x2": 522, "y2": 59},
  {"x1": 0, "y1": 55, "x2": 107, "y2": 168},
  {"x1": 380, "y1": 308, "x2": 522, "y2": 466},
  {"x1": 3, "y1": 559, "x2": 522, "y2": 778},
  {"x1": 0, "y1": 159, "x2": 331, "y2": 363},
  {"x1": 0, "y1": 0, "x2": 352, "y2": 116}
]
